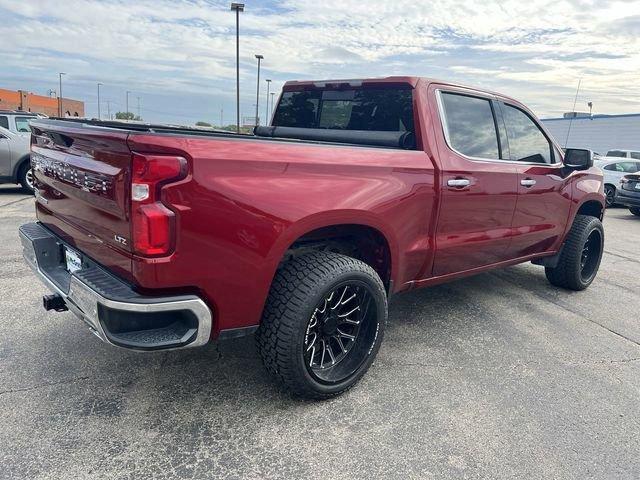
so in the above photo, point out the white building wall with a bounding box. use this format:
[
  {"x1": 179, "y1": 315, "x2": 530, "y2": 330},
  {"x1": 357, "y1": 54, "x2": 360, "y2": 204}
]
[{"x1": 541, "y1": 115, "x2": 640, "y2": 154}]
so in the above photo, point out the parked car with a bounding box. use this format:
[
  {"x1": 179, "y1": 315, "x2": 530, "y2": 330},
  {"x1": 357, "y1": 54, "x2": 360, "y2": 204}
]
[
  {"x1": 19, "y1": 76, "x2": 605, "y2": 399},
  {"x1": 595, "y1": 158, "x2": 640, "y2": 207},
  {"x1": 605, "y1": 149, "x2": 640, "y2": 159},
  {"x1": 0, "y1": 125, "x2": 33, "y2": 192},
  {"x1": 0, "y1": 110, "x2": 42, "y2": 135},
  {"x1": 615, "y1": 174, "x2": 640, "y2": 216}
]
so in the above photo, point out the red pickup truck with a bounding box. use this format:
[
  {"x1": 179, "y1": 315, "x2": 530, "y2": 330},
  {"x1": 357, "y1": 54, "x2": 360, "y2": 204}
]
[{"x1": 20, "y1": 76, "x2": 605, "y2": 398}]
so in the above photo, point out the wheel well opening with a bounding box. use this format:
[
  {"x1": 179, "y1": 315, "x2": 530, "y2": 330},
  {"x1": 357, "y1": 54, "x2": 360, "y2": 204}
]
[
  {"x1": 577, "y1": 200, "x2": 603, "y2": 220},
  {"x1": 284, "y1": 224, "x2": 392, "y2": 289}
]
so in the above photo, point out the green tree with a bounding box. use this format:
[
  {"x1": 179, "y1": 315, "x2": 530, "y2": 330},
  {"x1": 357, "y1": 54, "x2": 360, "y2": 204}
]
[{"x1": 115, "y1": 111, "x2": 142, "y2": 121}]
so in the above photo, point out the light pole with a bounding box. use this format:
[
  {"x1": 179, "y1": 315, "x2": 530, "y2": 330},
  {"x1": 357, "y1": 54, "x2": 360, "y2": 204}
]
[
  {"x1": 97, "y1": 82, "x2": 103, "y2": 120},
  {"x1": 137, "y1": 96, "x2": 141, "y2": 119},
  {"x1": 265, "y1": 79, "x2": 271, "y2": 124},
  {"x1": 254, "y1": 55, "x2": 263, "y2": 126},
  {"x1": 270, "y1": 92, "x2": 275, "y2": 123},
  {"x1": 231, "y1": 3, "x2": 244, "y2": 133},
  {"x1": 126, "y1": 90, "x2": 131, "y2": 119},
  {"x1": 58, "y1": 72, "x2": 66, "y2": 117}
]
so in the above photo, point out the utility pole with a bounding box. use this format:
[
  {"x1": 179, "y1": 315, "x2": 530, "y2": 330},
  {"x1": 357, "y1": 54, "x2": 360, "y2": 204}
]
[
  {"x1": 97, "y1": 82, "x2": 103, "y2": 120},
  {"x1": 58, "y1": 72, "x2": 66, "y2": 117},
  {"x1": 265, "y1": 79, "x2": 271, "y2": 124},
  {"x1": 107, "y1": 100, "x2": 111, "y2": 120},
  {"x1": 220, "y1": 107, "x2": 224, "y2": 127},
  {"x1": 231, "y1": 3, "x2": 244, "y2": 133},
  {"x1": 254, "y1": 55, "x2": 263, "y2": 126},
  {"x1": 136, "y1": 96, "x2": 141, "y2": 119}
]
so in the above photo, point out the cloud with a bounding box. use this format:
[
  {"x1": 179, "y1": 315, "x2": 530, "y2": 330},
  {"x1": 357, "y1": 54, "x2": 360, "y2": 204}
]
[{"x1": 0, "y1": 0, "x2": 639, "y2": 123}]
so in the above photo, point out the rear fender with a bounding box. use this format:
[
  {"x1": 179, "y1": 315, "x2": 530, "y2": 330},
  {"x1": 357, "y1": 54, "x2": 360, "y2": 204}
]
[{"x1": 265, "y1": 210, "x2": 400, "y2": 286}]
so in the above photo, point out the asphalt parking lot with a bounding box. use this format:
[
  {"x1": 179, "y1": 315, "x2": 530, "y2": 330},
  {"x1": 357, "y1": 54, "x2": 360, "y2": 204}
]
[{"x1": 1, "y1": 184, "x2": 639, "y2": 479}]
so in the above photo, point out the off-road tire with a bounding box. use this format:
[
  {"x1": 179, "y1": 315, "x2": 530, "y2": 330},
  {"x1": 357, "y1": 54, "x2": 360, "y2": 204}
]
[
  {"x1": 545, "y1": 214, "x2": 604, "y2": 291},
  {"x1": 630, "y1": 207, "x2": 640, "y2": 216},
  {"x1": 256, "y1": 251, "x2": 387, "y2": 399}
]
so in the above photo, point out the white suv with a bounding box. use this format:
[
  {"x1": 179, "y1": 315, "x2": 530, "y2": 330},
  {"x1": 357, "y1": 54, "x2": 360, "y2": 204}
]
[
  {"x1": 0, "y1": 126, "x2": 32, "y2": 192},
  {"x1": 595, "y1": 158, "x2": 640, "y2": 207}
]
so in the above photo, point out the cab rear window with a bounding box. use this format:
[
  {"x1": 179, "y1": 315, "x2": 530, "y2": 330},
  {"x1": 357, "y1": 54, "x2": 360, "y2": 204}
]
[{"x1": 272, "y1": 88, "x2": 414, "y2": 134}]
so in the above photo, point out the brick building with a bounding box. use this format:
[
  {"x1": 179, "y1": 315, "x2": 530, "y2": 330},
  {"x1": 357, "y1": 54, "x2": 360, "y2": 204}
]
[{"x1": 0, "y1": 88, "x2": 84, "y2": 117}]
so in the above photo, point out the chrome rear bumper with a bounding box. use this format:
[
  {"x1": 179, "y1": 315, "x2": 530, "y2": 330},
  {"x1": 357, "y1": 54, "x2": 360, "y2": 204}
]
[{"x1": 19, "y1": 222, "x2": 213, "y2": 351}]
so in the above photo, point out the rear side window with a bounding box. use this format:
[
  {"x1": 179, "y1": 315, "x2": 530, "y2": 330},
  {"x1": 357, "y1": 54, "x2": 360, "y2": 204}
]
[
  {"x1": 630, "y1": 152, "x2": 640, "y2": 160},
  {"x1": 440, "y1": 92, "x2": 499, "y2": 159},
  {"x1": 272, "y1": 88, "x2": 414, "y2": 133},
  {"x1": 0, "y1": 116, "x2": 8, "y2": 129},
  {"x1": 502, "y1": 104, "x2": 552, "y2": 163},
  {"x1": 606, "y1": 150, "x2": 627, "y2": 157}
]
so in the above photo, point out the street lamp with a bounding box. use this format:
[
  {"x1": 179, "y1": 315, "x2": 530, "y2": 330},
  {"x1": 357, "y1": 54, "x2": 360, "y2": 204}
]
[
  {"x1": 255, "y1": 55, "x2": 263, "y2": 126},
  {"x1": 97, "y1": 82, "x2": 103, "y2": 120},
  {"x1": 58, "y1": 73, "x2": 66, "y2": 117},
  {"x1": 230, "y1": 2, "x2": 244, "y2": 133},
  {"x1": 126, "y1": 90, "x2": 131, "y2": 119},
  {"x1": 270, "y1": 92, "x2": 275, "y2": 123},
  {"x1": 265, "y1": 79, "x2": 271, "y2": 125}
]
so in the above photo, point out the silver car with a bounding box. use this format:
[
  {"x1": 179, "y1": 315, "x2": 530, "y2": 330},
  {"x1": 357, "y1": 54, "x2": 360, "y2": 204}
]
[
  {"x1": 595, "y1": 157, "x2": 640, "y2": 207},
  {"x1": 0, "y1": 126, "x2": 32, "y2": 192}
]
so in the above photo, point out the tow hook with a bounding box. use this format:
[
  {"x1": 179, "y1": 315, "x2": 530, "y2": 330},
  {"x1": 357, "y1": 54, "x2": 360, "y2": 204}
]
[{"x1": 43, "y1": 294, "x2": 68, "y2": 312}]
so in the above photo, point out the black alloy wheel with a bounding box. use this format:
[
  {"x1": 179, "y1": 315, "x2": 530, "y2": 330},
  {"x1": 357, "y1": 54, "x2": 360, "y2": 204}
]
[{"x1": 304, "y1": 282, "x2": 378, "y2": 384}]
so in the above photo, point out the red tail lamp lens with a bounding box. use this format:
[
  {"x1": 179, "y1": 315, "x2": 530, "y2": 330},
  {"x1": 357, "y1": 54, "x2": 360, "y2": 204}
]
[{"x1": 130, "y1": 154, "x2": 186, "y2": 256}]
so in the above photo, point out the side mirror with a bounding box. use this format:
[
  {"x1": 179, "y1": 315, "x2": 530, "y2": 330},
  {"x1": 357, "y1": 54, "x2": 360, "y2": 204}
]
[{"x1": 564, "y1": 148, "x2": 593, "y2": 171}]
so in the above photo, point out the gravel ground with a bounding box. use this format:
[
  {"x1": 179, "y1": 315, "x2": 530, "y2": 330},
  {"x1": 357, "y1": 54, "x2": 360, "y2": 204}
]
[{"x1": 1, "y1": 184, "x2": 639, "y2": 479}]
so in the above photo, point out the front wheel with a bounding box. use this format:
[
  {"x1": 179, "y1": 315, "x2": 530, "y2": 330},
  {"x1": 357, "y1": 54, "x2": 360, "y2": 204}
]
[
  {"x1": 630, "y1": 207, "x2": 640, "y2": 216},
  {"x1": 545, "y1": 214, "x2": 604, "y2": 290},
  {"x1": 256, "y1": 251, "x2": 387, "y2": 399}
]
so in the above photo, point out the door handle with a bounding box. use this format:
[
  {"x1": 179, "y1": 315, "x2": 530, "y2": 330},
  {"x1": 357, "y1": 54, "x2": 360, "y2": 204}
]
[
  {"x1": 520, "y1": 178, "x2": 537, "y2": 187},
  {"x1": 447, "y1": 178, "x2": 470, "y2": 188}
]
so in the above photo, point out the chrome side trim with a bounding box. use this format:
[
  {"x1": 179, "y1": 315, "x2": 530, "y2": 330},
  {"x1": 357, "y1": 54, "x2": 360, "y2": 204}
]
[
  {"x1": 19, "y1": 226, "x2": 212, "y2": 351},
  {"x1": 434, "y1": 89, "x2": 563, "y2": 168}
]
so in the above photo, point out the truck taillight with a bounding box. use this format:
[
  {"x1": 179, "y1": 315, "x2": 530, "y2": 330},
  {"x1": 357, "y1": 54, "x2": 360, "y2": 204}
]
[{"x1": 131, "y1": 153, "x2": 187, "y2": 256}]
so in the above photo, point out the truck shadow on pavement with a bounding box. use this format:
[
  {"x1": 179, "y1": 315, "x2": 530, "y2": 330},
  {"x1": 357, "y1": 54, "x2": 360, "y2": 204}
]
[{"x1": 22, "y1": 263, "x2": 559, "y2": 409}]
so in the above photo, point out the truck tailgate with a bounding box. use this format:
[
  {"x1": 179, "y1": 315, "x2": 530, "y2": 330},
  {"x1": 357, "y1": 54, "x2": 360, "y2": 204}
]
[{"x1": 30, "y1": 121, "x2": 134, "y2": 279}]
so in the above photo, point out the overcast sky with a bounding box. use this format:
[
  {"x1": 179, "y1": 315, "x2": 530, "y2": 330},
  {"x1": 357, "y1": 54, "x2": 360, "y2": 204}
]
[{"x1": 1, "y1": 0, "x2": 639, "y2": 125}]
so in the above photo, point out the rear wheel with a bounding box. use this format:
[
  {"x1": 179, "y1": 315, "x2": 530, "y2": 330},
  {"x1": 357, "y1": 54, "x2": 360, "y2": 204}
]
[
  {"x1": 604, "y1": 184, "x2": 615, "y2": 207},
  {"x1": 18, "y1": 161, "x2": 34, "y2": 193},
  {"x1": 630, "y1": 207, "x2": 640, "y2": 216},
  {"x1": 256, "y1": 251, "x2": 387, "y2": 399},
  {"x1": 545, "y1": 214, "x2": 604, "y2": 291}
]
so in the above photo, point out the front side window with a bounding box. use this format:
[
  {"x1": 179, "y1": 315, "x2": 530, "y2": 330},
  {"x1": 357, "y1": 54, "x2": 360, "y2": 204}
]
[
  {"x1": 14, "y1": 117, "x2": 32, "y2": 133},
  {"x1": 502, "y1": 104, "x2": 552, "y2": 163},
  {"x1": 607, "y1": 161, "x2": 639, "y2": 173},
  {"x1": 0, "y1": 116, "x2": 8, "y2": 129},
  {"x1": 440, "y1": 92, "x2": 499, "y2": 159}
]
